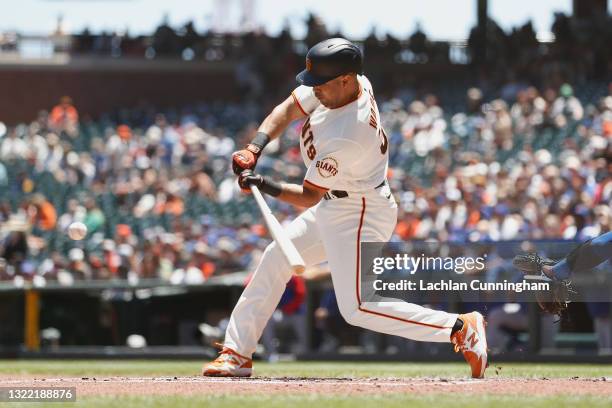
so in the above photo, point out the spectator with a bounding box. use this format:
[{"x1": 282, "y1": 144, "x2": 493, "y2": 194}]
[
  {"x1": 49, "y1": 96, "x2": 78, "y2": 135},
  {"x1": 27, "y1": 194, "x2": 57, "y2": 231},
  {"x1": 0, "y1": 128, "x2": 28, "y2": 161},
  {"x1": 83, "y1": 197, "x2": 105, "y2": 234},
  {"x1": 67, "y1": 248, "x2": 91, "y2": 280},
  {"x1": 551, "y1": 84, "x2": 584, "y2": 126}
]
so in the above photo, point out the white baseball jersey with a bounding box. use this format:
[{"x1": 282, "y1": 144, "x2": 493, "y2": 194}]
[
  {"x1": 291, "y1": 75, "x2": 389, "y2": 192},
  {"x1": 222, "y1": 74, "x2": 459, "y2": 359}
]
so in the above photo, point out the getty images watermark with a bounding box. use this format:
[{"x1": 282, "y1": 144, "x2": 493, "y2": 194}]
[
  {"x1": 371, "y1": 253, "x2": 549, "y2": 293},
  {"x1": 359, "y1": 241, "x2": 612, "y2": 304}
]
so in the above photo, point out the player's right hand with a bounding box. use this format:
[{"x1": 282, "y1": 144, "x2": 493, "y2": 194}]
[
  {"x1": 238, "y1": 169, "x2": 263, "y2": 192},
  {"x1": 232, "y1": 148, "x2": 258, "y2": 175}
]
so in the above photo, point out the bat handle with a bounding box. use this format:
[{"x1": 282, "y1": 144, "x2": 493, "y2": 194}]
[{"x1": 249, "y1": 185, "x2": 267, "y2": 211}]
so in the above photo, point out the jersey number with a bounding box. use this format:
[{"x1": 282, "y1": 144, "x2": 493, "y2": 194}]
[
  {"x1": 301, "y1": 118, "x2": 317, "y2": 160},
  {"x1": 378, "y1": 128, "x2": 388, "y2": 154}
]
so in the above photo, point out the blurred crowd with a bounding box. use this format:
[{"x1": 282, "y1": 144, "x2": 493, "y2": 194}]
[
  {"x1": 0, "y1": 7, "x2": 611, "y2": 284},
  {"x1": 387, "y1": 82, "x2": 612, "y2": 243},
  {"x1": 0, "y1": 77, "x2": 610, "y2": 284}
]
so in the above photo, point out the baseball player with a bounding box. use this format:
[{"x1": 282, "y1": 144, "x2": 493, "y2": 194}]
[
  {"x1": 514, "y1": 231, "x2": 612, "y2": 282},
  {"x1": 514, "y1": 231, "x2": 612, "y2": 350},
  {"x1": 202, "y1": 38, "x2": 488, "y2": 378}
]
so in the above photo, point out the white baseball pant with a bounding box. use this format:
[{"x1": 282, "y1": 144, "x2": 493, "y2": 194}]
[{"x1": 224, "y1": 186, "x2": 459, "y2": 357}]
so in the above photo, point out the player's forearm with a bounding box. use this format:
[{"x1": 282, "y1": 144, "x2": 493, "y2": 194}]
[
  {"x1": 232, "y1": 96, "x2": 305, "y2": 175},
  {"x1": 258, "y1": 107, "x2": 292, "y2": 140},
  {"x1": 276, "y1": 183, "x2": 323, "y2": 208},
  {"x1": 240, "y1": 171, "x2": 326, "y2": 207}
]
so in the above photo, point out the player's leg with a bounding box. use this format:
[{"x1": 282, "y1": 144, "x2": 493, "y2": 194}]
[
  {"x1": 223, "y1": 207, "x2": 326, "y2": 356},
  {"x1": 203, "y1": 206, "x2": 326, "y2": 376},
  {"x1": 486, "y1": 305, "x2": 527, "y2": 352},
  {"x1": 317, "y1": 195, "x2": 457, "y2": 341},
  {"x1": 261, "y1": 311, "x2": 280, "y2": 361},
  {"x1": 317, "y1": 193, "x2": 487, "y2": 377},
  {"x1": 288, "y1": 312, "x2": 308, "y2": 355},
  {"x1": 486, "y1": 306, "x2": 557, "y2": 352},
  {"x1": 593, "y1": 316, "x2": 611, "y2": 352}
]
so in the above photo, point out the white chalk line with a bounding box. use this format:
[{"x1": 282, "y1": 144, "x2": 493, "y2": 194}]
[{"x1": 0, "y1": 377, "x2": 480, "y2": 387}]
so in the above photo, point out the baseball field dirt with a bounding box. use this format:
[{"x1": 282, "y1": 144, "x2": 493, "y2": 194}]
[{"x1": 0, "y1": 361, "x2": 610, "y2": 407}]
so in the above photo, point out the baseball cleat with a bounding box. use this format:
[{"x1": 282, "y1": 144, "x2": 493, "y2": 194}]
[
  {"x1": 202, "y1": 346, "x2": 253, "y2": 377},
  {"x1": 451, "y1": 312, "x2": 488, "y2": 378}
]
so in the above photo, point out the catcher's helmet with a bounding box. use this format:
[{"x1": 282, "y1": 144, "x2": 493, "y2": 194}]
[{"x1": 296, "y1": 38, "x2": 363, "y2": 87}]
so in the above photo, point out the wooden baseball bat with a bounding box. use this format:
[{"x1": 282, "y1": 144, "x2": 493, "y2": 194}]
[{"x1": 250, "y1": 185, "x2": 306, "y2": 274}]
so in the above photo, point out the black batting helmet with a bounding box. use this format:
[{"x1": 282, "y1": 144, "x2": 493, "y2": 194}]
[{"x1": 296, "y1": 38, "x2": 363, "y2": 87}]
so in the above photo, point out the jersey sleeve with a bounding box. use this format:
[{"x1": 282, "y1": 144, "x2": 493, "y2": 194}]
[
  {"x1": 291, "y1": 85, "x2": 320, "y2": 116},
  {"x1": 303, "y1": 139, "x2": 361, "y2": 190}
]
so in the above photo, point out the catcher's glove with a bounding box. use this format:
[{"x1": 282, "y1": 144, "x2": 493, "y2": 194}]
[{"x1": 513, "y1": 253, "x2": 574, "y2": 317}]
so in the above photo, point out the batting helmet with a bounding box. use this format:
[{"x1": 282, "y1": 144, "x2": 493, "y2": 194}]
[{"x1": 296, "y1": 38, "x2": 363, "y2": 87}]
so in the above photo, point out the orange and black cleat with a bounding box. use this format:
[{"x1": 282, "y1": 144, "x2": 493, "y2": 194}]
[
  {"x1": 202, "y1": 346, "x2": 253, "y2": 377},
  {"x1": 451, "y1": 311, "x2": 489, "y2": 378}
]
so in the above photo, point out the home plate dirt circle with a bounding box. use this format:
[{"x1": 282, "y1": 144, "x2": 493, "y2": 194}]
[{"x1": 2, "y1": 376, "x2": 610, "y2": 397}]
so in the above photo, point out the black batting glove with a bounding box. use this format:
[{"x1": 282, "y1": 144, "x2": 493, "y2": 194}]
[
  {"x1": 237, "y1": 169, "x2": 282, "y2": 197},
  {"x1": 238, "y1": 169, "x2": 263, "y2": 191}
]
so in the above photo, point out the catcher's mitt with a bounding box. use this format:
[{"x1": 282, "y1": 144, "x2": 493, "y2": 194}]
[{"x1": 513, "y1": 253, "x2": 574, "y2": 316}]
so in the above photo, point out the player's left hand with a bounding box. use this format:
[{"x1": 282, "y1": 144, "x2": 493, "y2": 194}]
[{"x1": 238, "y1": 169, "x2": 263, "y2": 193}]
